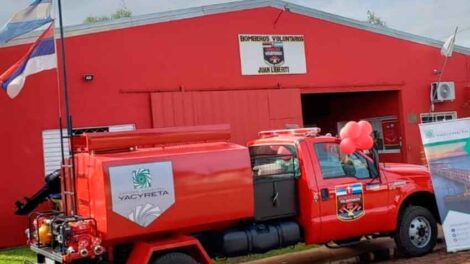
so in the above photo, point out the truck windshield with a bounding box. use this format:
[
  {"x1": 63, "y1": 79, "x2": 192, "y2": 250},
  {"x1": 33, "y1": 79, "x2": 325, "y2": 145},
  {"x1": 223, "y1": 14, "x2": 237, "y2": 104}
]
[
  {"x1": 314, "y1": 143, "x2": 370, "y2": 179},
  {"x1": 249, "y1": 145, "x2": 300, "y2": 178}
]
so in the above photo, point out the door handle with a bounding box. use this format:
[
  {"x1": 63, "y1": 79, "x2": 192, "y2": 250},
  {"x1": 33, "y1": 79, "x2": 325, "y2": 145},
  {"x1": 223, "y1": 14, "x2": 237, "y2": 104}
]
[
  {"x1": 365, "y1": 183, "x2": 382, "y2": 191},
  {"x1": 272, "y1": 191, "x2": 279, "y2": 206},
  {"x1": 313, "y1": 193, "x2": 319, "y2": 203},
  {"x1": 320, "y1": 188, "x2": 330, "y2": 201}
]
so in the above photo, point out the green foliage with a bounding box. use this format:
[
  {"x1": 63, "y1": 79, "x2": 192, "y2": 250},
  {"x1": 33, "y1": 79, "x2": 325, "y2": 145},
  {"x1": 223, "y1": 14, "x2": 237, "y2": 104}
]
[
  {"x1": 111, "y1": 8, "x2": 132, "y2": 20},
  {"x1": 84, "y1": 15, "x2": 111, "y2": 24},
  {"x1": 367, "y1": 10, "x2": 387, "y2": 27},
  {"x1": 84, "y1": 8, "x2": 132, "y2": 24},
  {"x1": 0, "y1": 247, "x2": 35, "y2": 264}
]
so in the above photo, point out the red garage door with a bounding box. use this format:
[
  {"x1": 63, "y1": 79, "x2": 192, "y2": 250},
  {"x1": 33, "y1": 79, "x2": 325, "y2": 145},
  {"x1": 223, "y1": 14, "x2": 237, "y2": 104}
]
[{"x1": 150, "y1": 89, "x2": 303, "y2": 144}]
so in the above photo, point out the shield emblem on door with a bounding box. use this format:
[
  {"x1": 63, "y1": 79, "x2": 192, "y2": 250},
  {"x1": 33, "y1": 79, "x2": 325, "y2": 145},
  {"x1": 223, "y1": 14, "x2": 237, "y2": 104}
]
[
  {"x1": 335, "y1": 183, "x2": 365, "y2": 221},
  {"x1": 263, "y1": 41, "x2": 285, "y2": 66}
]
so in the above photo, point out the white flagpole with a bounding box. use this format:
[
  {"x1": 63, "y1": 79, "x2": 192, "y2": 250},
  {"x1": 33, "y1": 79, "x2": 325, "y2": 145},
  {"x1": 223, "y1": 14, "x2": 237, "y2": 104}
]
[{"x1": 431, "y1": 26, "x2": 458, "y2": 114}]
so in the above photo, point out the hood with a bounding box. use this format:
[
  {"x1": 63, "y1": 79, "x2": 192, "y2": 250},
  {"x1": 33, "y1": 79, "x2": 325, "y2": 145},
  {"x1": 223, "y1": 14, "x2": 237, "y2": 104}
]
[{"x1": 381, "y1": 163, "x2": 430, "y2": 177}]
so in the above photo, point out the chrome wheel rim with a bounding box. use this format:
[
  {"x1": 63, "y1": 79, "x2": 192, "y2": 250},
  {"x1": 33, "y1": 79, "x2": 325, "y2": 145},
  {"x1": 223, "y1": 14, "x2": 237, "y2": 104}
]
[{"x1": 409, "y1": 216, "x2": 432, "y2": 248}]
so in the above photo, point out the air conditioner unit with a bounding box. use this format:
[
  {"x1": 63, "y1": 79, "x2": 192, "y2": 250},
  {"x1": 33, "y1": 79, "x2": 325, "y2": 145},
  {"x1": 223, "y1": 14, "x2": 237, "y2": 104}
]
[{"x1": 431, "y1": 82, "x2": 455, "y2": 102}]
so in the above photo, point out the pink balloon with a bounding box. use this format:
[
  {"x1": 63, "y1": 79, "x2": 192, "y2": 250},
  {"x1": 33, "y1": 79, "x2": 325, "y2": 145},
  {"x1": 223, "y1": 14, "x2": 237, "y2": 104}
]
[
  {"x1": 340, "y1": 138, "x2": 356, "y2": 154},
  {"x1": 358, "y1": 120, "x2": 373, "y2": 135},
  {"x1": 356, "y1": 134, "x2": 374, "y2": 150},
  {"x1": 340, "y1": 121, "x2": 361, "y2": 140}
]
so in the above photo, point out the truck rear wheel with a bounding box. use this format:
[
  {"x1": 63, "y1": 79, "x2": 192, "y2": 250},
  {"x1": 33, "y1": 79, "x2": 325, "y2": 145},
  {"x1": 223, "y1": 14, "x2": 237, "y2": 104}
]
[
  {"x1": 395, "y1": 206, "x2": 437, "y2": 257},
  {"x1": 151, "y1": 252, "x2": 198, "y2": 264}
]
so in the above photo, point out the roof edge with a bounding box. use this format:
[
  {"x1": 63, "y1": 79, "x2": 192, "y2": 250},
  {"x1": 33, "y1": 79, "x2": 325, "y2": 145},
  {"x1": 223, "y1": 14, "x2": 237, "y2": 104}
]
[
  {"x1": 1, "y1": 0, "x2": 470, "y2": 55},
  {"x1": 275, "y1": 1, "x2": 470, "y2": 55},
  {"x1": 0, "y1": 0, "x2": 271, "y2": 47}
]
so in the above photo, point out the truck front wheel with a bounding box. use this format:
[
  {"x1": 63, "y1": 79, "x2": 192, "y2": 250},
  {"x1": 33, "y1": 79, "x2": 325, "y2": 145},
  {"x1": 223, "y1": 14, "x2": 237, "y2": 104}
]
[
  {"x1": 151, "y1": 252, "x2": 199, "y2": 264},
  {"x1": 395, "y1": 206, "x2": 437, "y2": 257}
]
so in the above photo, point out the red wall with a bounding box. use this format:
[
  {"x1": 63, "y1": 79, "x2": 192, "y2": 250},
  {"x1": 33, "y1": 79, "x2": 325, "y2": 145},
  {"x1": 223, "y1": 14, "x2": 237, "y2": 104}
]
[{"x1": 0, "y1": 7, "x2": 469, "y2": 247}]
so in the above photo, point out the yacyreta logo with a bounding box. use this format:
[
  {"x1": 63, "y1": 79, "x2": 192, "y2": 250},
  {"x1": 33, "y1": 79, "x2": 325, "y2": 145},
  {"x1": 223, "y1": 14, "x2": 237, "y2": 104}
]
[
  {"x1": 425, "y1": 129, "x2": 434, "y2": 139},
  {"x1": 132, "y1": 168, "x2": 152, "y2": 189},
  {"x1": 110, "y1": 161, "x2": 175, "y2": 227}
]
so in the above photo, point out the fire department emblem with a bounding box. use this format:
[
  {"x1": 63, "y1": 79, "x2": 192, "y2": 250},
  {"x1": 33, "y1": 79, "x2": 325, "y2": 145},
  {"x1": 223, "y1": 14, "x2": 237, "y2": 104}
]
[
  {"x1": 335, "y1": 183, "x2": 365, "y2": 221},
  {"x1": 263, "y1": 41, "x2": 285, "y2": 66}
]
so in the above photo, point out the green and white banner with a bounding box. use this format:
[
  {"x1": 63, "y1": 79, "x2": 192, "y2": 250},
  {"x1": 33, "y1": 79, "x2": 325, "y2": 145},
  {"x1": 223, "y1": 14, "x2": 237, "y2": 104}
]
[{"x1": 419, "y1": 118, "x2": 470, "y2": 252}]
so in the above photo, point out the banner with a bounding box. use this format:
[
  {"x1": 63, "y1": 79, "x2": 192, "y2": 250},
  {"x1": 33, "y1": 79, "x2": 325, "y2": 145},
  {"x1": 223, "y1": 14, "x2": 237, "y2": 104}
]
[
  {"x1": 238, "y1": 34, "x2": 306, "y2": 75},
  {"x1": 419, "y1": 118, "x2": 470, "y2": 252}
]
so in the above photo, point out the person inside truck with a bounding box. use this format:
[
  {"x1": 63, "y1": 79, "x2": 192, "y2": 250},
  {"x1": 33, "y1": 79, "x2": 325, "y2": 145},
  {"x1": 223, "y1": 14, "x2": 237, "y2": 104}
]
[
  {"x1": 251, "y1": 145, "x2": 299, "y2": 177},
  {"x1": 340, "y1": 154, "x2": 356, "y2": 176},
  {"x1": 275, "y1": 146, "x2": 300, "y2": 176},
  {"x1": 315, "y1": 143, "x2": 370, "y2": 179}
]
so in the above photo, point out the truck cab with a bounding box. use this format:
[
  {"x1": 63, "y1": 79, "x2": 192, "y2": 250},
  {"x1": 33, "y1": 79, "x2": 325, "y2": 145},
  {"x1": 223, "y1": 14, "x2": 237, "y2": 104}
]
[{"x1": 248, "y1": 128, "x2": 438, "y2": 257}]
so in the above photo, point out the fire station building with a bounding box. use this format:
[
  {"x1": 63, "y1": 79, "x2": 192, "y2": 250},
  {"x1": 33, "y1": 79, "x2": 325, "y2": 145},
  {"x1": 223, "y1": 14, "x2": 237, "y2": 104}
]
[{"x1": 1, "y1": 0, "x2": 470, "y2": 247}]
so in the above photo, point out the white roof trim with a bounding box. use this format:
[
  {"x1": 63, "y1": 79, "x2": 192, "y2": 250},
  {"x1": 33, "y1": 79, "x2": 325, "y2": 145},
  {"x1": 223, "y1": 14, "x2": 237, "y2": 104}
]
[{"x1": 2, "y1": 0, "x2": 470, "y2": 55}]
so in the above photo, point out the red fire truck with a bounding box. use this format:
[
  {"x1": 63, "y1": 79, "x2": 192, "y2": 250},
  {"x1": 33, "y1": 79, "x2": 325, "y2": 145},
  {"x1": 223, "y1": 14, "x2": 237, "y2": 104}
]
[{"x1": 17, "y1": 125, "x2": 438, "y2": 264}]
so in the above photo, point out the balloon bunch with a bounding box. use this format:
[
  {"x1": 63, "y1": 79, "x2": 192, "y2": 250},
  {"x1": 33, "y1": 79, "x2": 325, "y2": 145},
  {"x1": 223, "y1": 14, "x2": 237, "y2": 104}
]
[{"x1": 339, "y1": 120, "x2": 374, "y2": 155}]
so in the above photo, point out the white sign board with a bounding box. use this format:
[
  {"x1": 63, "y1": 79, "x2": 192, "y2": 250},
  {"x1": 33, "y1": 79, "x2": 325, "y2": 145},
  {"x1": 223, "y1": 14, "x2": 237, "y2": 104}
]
[
  {"x1": 239, "y1": 34, "x2": 306, "y2": 75},
  {"x1": 419, "y1": 118, "x2": 470, "y2": 252}
]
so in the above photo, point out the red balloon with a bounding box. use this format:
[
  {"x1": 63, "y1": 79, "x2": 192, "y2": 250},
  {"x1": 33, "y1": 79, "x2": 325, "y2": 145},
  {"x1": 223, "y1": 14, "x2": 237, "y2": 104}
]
[
  {"x1": 358, "y1": 120, "x2": 373, "y2": 135},
  {"x1": 340, "y1": 138, "x2": 356, "y2": 154},
  {"x1": 356, "y1": 134, "x2": 374, "y2": 150},
  {"x1": 340, "y1": 121, "x2": 361, "y2": 140}
]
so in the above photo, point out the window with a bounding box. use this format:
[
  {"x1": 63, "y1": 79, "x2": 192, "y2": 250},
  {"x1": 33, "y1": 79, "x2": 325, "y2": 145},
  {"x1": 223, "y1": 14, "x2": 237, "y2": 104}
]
[
  {"x1": 314, "y1": 143, "x2": 370, "y2": 179},
  {"x1": 420, "y1": 111, "x2": 457, "y2": 123},
  {"x1": 72, "y1": 126, "x2": 109, "y2": 135},
  {"x1": 337, "y1": 116, "x2": 400, "y2": 153},
  {"x1": 249, "y1": 144, "x2": 300, "y2": 178},
  {"x1": 42, "y1": 124, "x2": 135, "y2": 175}
]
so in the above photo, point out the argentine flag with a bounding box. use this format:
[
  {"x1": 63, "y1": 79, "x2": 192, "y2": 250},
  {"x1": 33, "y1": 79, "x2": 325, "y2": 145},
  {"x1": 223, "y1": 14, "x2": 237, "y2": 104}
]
[
  {"x1": 351, "y1": 183, "x2": 363, "y2": 195},
  {"x1": 0, "y1": 0, "x2": 53, "y2": 44},
  {"x1": 0, "y1": 24, "x2": 56, "y2": 98}
]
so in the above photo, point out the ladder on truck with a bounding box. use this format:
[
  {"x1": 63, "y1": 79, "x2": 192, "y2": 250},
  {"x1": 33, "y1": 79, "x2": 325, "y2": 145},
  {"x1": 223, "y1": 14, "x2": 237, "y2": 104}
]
[{"x1": 59, "y1": 117, "x2": 77, "y2": 216}]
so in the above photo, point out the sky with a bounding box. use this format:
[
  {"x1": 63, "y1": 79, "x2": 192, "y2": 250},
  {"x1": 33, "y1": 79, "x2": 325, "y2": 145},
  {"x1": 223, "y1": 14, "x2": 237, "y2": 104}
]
[{"x1": 1, "y1": 0, "x2": 470, "y2": 47}]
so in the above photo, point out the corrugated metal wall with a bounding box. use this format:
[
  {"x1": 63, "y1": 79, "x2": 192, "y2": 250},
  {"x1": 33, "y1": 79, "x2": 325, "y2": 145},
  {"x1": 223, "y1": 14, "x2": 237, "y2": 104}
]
[{"x1": 151, "y1": 89, "x2": 302, "y2": 144}]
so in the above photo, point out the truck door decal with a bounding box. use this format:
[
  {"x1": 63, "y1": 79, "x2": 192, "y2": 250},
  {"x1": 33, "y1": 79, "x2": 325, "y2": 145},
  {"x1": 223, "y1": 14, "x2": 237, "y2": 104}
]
[{"x1": 335, "y1": 183, "x2": 365, "y2": 221}]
